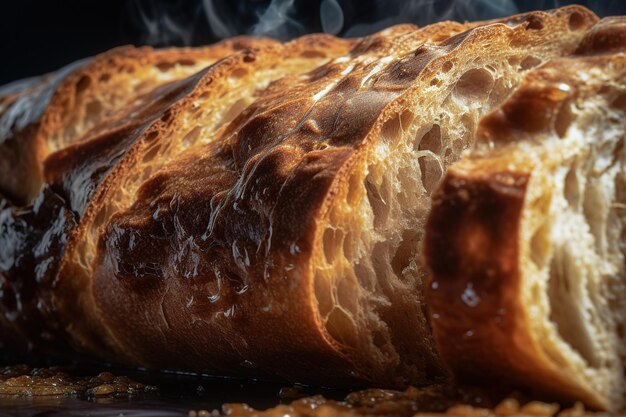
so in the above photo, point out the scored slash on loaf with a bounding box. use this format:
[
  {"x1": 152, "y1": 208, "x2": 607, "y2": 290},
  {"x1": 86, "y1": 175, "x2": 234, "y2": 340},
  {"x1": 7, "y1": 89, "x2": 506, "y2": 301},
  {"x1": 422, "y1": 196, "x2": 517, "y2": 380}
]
[{"x1": 0, "y1": 5, "x2": 624, "y2": 411}]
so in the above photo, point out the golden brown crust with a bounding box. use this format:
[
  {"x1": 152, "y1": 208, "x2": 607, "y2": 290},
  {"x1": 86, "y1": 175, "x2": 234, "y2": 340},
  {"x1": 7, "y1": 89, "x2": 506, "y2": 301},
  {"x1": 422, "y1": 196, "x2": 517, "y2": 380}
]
[{"x1": 51, "y1": 34, "x2": 354, "y2": 366}]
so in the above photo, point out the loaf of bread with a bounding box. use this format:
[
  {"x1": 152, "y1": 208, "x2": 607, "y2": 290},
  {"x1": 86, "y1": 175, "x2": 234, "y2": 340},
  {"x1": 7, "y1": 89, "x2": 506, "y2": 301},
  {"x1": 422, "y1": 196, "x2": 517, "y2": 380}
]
[
  {"x1": 2, "y1": 4, "x2": 620, "y2": 410},
  {"x1": 425, "y1": 16, "x2": 626, "y2": 411}
]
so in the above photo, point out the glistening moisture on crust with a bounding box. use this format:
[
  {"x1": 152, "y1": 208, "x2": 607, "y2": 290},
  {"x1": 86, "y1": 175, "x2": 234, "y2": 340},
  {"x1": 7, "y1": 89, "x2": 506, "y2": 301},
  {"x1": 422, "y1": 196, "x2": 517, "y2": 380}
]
[
  {"x1": 64, "y1": 38, "x2": 354, "y2": 360},
  {"x1": 80, "y1": 46, "x2": 339, "y2": 277}
]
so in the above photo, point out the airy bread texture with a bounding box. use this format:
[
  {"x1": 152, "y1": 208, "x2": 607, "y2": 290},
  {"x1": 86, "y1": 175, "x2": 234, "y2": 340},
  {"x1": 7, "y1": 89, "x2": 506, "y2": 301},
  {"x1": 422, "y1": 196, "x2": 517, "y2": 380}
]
[
  {"x1": 1, "y1": 4, "x2": 620, "y2": 409},
  {"x1": 425, "y1": 17, "x2": 626, "y2": 411}
]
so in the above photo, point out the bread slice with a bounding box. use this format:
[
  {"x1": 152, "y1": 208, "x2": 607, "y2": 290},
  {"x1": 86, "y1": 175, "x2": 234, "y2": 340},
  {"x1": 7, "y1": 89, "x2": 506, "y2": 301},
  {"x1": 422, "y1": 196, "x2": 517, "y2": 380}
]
[
  {"x1": 0, "y1": 38, "x2": 275, "y2": 204},
  {"x1": 77, "y1": 7, "x2": 595, "y2": 387},
  {"x1": 424, "y1": 17, "x2": 626, "y2": 411}
]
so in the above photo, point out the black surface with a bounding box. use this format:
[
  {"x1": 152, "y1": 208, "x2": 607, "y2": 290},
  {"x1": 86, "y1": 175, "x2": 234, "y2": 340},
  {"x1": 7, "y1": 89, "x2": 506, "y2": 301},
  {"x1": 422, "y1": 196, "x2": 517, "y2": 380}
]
[
  {"x1": 0, "y1": 362, "x2": 346, "y2": 417},
  {"x1": 1, "y1": 0, "x2": 626, "y2": 85}
]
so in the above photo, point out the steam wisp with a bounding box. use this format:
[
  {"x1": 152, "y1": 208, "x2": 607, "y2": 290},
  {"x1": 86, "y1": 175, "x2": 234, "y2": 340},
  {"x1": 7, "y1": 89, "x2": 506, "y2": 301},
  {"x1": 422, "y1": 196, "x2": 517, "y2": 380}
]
[{"x1": 130, "y1": 0, "x2": 621, "y2": 45}]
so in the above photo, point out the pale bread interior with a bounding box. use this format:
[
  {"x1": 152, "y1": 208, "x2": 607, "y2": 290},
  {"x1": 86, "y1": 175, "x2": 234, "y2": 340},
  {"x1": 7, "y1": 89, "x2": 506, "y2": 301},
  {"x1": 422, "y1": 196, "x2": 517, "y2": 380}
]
[{"x1": 519, "y1": 81, "x2": 626, "y2": 406}]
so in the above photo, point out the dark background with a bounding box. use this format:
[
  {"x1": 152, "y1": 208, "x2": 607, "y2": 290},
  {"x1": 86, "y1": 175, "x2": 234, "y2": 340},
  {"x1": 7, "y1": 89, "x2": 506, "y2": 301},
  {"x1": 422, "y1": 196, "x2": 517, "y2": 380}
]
[{"x1": 1, "y1": 0, "x2": 625, "y2": 85}]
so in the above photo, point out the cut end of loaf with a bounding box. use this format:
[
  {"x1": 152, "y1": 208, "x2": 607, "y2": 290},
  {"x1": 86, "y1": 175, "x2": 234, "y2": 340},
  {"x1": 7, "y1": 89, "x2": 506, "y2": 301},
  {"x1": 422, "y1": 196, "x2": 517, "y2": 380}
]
[
  {"x1": 519, "y1": 104, "x2": 626, "y2": 409},
  {"x1": 425, "y1": 47, "x2": 626, "y2": 411}
]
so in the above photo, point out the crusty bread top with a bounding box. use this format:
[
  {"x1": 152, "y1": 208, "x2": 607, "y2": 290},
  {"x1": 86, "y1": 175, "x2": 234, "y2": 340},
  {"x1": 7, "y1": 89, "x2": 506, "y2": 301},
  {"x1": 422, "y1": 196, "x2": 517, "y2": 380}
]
[{"x1": 0, "y1": 37, "x2": 275, "y2": 147}]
